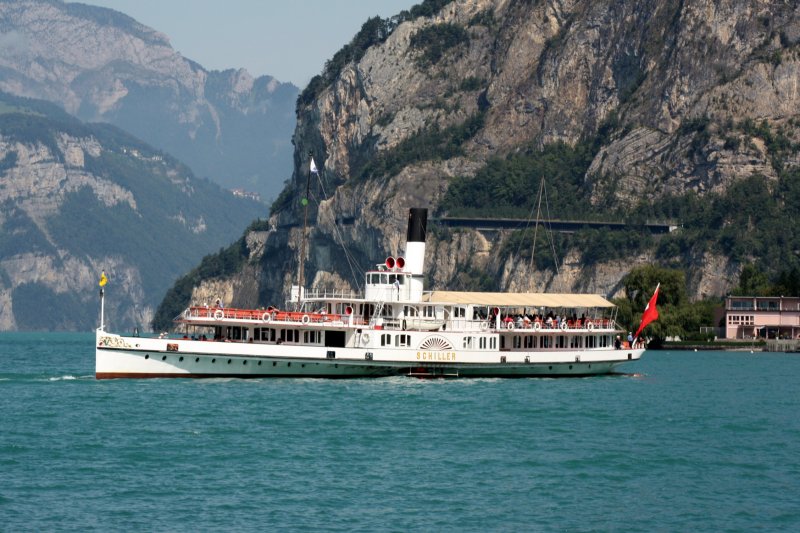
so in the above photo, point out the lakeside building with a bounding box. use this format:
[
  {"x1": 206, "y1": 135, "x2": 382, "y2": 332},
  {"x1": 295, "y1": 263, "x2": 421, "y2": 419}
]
[{"x1": 724, "y1": 296, "x2": 800, "y2": 340}]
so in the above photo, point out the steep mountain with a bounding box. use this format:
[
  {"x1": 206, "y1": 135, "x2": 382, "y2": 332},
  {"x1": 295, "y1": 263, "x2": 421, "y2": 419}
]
[
  {"x1": 155, "y1": 0, "x2": 800, "y2": 330},
  {"x1": 0, "y1": 0, "x2": 297, "y2": 202},
  {"x1": 0, "y1": 91, "x2": 264, "y2": 331}
]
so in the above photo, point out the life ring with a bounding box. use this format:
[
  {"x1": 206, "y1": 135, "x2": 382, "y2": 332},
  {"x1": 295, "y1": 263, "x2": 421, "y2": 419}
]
[
  {"x1": 362, "y1": 333, "x2": 370, "y2": 345},
  {"x1": 587, "y1": 322, "x2": 594, "y2": 331},
  {"x1": 506, "y1": 322, "x2": 514, "y2": 330},
  {"x1": 560, "y1": 322, "x2": 568, "y2": 331},
  {"x1": 301, "y1": 314, "x2": 310, "y2": 325},
  {"x1": 533, "y1": 322, "x2": 541, "y2": 331},
  {"x1": 262, "y1": 312, "x2": 271, "y2": 323},
  {"x1": 213, "y1": 309, "x2": 224, "y2": 320}
]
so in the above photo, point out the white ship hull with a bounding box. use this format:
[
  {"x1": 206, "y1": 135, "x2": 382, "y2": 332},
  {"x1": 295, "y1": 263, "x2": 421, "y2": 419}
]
[{"x1": 96, "y1": 329, "x2": 643, "y2": 379}]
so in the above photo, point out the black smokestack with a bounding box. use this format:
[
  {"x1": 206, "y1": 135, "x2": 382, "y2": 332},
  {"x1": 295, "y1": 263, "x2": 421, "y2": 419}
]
[{"x1": 406, "y1": 208, "x2": 427, "y2": 243}]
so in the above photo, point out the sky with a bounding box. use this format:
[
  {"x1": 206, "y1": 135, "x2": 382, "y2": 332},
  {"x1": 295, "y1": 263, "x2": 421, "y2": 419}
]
[{"x1": 81, "y1": 0, "x2": 417, "y2": 88}]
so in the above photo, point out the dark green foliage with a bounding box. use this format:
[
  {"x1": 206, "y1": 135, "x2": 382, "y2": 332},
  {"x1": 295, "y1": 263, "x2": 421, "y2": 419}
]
[
  {"x1": 441, "y1": 141, "x2": 594, "y2": 219},
  {"x1": 613, "y1": 265, "x2": 708, "y2": 343},
  {"x1": 409, "y1": 23, "x2": 470, "y2": 66},
  {"x1": 678, "y1": 116, "x2": 711, "y2": 157},
  {"x1": 732, "y1": 264, "x2": 771, "y2": 296},
  {"x1": 468, "y1": 9, "x2": 496, "y2": 28},
  {"x1": 356, "y1": 111, "x2": 484, "y2": 182},
  {"x1": 739, "y1": 118, "x2": 795, "y2": 171},
  {"x1": 269, "y1": 182, "x2": 295, "y2": 216},
  {"x1": 499, "y1": 228, "x2": 563, "y2": 271},
  {"x1": 452, "y1": 265, "x2": 498, "y2": 292},
  {"x1": 459, "y1": 76, "x2": 484, "y2": 92},
  {"x1": 634, "y1": 167, "x2": 800, "y2": 280},
  {"x1": 152, "y1": 233, "x2": 253, "y2": 330},
  {"x1": 573, "y1": 227, "x2": 653, "y2": 266},
  {"x1": 732, "y1": 263, "x2": 800, "y2": 297}
]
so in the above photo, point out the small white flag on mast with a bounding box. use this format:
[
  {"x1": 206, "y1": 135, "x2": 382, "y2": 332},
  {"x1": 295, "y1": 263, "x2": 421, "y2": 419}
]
[{"x1": 310, "y1": 157, "x2": 318, "y2": 174}]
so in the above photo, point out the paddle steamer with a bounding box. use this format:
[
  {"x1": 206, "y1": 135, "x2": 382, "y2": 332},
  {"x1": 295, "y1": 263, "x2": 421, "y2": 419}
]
[{"x1": 95, "y1": 208, "x2": 644, "y2": 378}]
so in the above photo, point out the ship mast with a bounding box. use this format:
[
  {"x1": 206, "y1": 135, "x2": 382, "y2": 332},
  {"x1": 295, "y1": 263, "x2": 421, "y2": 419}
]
[
  {"x1": 528, "y1": 175, "x2": 545, "y2": 283},
  {"x1": 296, "y1": 154, "x2": 315, "y2": 305}
]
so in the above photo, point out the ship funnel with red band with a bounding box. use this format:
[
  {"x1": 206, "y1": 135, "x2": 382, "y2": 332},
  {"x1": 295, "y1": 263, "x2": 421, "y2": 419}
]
[{"x1": 404, "y1": 208, "x2": 427, "y2": 275}]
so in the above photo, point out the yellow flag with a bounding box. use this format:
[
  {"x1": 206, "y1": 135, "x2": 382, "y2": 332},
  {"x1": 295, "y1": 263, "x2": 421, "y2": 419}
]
[{"x1": 99, "y1": 271, "x2": 108, "y2": 287}]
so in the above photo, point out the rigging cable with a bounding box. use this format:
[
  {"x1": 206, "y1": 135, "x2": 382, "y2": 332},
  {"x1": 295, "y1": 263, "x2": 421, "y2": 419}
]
[{"x1": 311, "y1": 169, "x2": 365, "y2": 293}]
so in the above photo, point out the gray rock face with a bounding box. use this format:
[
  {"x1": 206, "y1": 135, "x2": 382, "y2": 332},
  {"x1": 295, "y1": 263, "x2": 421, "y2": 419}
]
[
  {"x1": 171, "y1": 0, "x2": 799, "y2": 312},
  {"x1": 0, "y1": 0, "x2": 298, "y2": 202}
]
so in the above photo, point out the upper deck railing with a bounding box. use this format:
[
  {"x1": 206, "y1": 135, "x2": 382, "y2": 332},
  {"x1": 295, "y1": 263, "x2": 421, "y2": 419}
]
[{"x1": 178, "y1": 306, "x2": 616, "y2": 333}]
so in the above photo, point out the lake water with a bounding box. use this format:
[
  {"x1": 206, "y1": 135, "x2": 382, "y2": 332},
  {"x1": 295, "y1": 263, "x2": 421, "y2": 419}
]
[{"x1": 1, "y1": 332, "x2": 799, "y2": 532}]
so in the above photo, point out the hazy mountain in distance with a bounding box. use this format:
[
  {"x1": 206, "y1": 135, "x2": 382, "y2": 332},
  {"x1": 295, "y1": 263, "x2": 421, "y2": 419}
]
[
  {"x1": 0, "y1": 91, "x2": 265, "y2": 331},
  {"x1": 0, "y1": 0, "x2": 297, "y2": 203}
]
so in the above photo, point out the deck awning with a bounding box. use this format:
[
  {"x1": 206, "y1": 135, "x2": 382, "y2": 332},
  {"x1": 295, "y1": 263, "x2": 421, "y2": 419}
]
[{"x1": 422, "y1": 291, "x2": 615, "y2": 308}]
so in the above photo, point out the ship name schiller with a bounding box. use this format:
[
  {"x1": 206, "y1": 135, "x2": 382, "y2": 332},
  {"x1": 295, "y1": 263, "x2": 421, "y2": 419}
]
[{"x1": 416, "y1": 351, "x2": 456, "y2": 361}]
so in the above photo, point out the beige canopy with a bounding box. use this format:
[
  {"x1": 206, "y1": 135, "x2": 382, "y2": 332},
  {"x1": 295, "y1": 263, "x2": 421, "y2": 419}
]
[{"x1": 423, "y1": 291, "x2": 615, "y2": 308}]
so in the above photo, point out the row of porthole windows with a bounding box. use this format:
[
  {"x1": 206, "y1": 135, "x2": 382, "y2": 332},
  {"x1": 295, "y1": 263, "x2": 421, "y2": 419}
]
[{"x1": 142, "y1": 353, "x2": 330, "y2": 369}]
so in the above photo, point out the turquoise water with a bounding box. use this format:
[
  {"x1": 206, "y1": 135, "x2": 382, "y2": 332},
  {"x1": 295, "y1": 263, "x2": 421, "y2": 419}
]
[{"x1": 1, "y1": 333, "x2": 799, "y2": 532}]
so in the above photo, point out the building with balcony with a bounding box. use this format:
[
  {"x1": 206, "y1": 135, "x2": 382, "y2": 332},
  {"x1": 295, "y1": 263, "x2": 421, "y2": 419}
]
[{"x1": 724, "y1": 296, "x2": 800, "y2": 340}]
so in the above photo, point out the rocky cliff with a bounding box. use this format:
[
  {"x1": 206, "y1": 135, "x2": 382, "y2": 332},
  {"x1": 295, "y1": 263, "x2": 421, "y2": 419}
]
[
  {"x1": 0, "y1": 92, "x2": 264, "y2": 331},
  {"x1": 0, "y1": 0, "x2": 297, "y2": 202},
  {"x1": 157, "y1": 0, "x2": 800, "y2": 327}
]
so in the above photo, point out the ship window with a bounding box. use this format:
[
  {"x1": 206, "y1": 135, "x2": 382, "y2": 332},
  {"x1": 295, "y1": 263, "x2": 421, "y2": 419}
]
[
  {"x1": 395, "y1": 334, "x2": 411, "y2": 347},
  {"x1": 512, "y1": 336, "x2": 521, "y2": 349},
  {"x1": 479, "y1": 337, "x2": 487, "y2": 349},
  {"x1": 490, "y1": 338, "x2": 497, "y2": 350},
  {"x1": 586, "y1": 336, "x2": 596, "y2": 348},
  {"x1": 381, "y1": 274, "x2": 389, "y2": 284},
  {"x1": 380, "y1": 333, "x2": 391, "y2": 346},
  {"x1": 524, "y1": 336, "x2": 534, "y2": 349},
  {"x1": 304, "y1": 331, "x2": 321, "y2": 344},
  {"x1": 369, "y1": 273, "x2": 379, "y2": 284},
  {"x1": 463, "y1": 336, "x2": 474, "y2": 349},
  {"x1": 280, "y1": 329, "x2": 299, "y2": 343}
]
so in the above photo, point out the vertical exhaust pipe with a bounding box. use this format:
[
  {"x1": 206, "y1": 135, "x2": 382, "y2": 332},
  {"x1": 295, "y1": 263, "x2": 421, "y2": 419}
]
[{"x1": 404, "y1": 208, "x2": 427, "y2": 275}]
